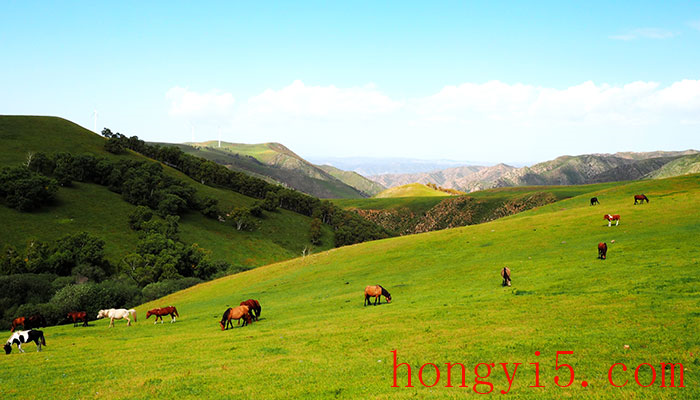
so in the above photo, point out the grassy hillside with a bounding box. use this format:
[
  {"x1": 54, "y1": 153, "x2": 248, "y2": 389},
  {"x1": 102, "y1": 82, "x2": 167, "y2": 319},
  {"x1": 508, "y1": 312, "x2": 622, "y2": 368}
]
[
  {"x1": 0, "y1": 116, "x2": 334, "y2": 267},
  {"x1": 374, "y1": 183, "x2": 454, "y2": 198},
  {"x1": 648, "y1": 153, "x2": 700, "y2": 179},
  {"x1": 336, "y1": 182, "x2": 621, "y2": 235},
  {"x1": 317, "y1": 164, "x2": 385, "y2": 196},
  {"x1": 3, "y1": 173, "x2": 698, "y2": 398},
  {"x1": 181, "y1": 141, "x2": 367, "y2": 199}
]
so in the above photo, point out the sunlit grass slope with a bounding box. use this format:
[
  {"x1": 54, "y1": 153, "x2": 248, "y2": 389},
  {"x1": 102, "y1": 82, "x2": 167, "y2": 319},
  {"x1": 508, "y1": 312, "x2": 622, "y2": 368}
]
[
  {"x1": 1, "y1": 174, "x2": 699, "y2": 399},
  {"x1": 0, "y1": 116, "x2": 334, "y2": 266},
  {"x1": 375, "y1": 183, "x2": 454, "y2": 198}
]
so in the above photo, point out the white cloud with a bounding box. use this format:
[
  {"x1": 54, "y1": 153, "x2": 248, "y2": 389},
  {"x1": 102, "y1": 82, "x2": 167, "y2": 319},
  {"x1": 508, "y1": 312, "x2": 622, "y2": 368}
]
[
  {"x1": 244, "y1": 80, "x2": 402, "y2": 117},
  {"x1": 690, "y1": 20, "x2": 700, "y2": 31},
  {"x1": 609, "y1": 28, "x2": 676, "y2": 40},
  {"x1": 166, "y1": 87, "x2": 235, "y2": 119},
  {"x1": 164, "y1": 79, "x2": 700, "y2": 160}
]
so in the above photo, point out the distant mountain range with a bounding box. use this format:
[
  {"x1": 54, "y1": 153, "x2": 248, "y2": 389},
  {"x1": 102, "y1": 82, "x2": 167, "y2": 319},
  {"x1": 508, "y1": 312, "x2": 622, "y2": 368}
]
[
  {"x1": 370, "y1": 150, "x2": 700, "y2": 192},
  {"x1": 151, "y1": 141, "x2": 385, "y2": 199},
  {"x1": 155, "y1": 140, "x2": 700, "y2": 199},
  {"x1": 305, "y1": 156, "x2": 492, "y2": 176}
]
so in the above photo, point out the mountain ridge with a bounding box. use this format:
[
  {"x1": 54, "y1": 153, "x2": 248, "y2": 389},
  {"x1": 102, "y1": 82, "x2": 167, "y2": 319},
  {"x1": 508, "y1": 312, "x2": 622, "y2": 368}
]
[{"x1": 370, "y1": 150, "x2": 699, "y2": 192}]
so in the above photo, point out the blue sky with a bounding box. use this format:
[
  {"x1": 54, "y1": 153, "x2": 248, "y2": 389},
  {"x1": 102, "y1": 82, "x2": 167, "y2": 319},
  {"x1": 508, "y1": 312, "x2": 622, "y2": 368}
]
[{"x1": 1, "y1": 1, "x2": 699, "y2": 164}]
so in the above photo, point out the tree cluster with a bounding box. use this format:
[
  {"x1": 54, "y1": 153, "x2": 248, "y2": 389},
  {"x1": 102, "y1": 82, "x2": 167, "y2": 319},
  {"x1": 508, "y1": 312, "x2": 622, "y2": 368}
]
[
  {"x1": 102, "y1": 129, "x2": 391, "y2": 246},
  {"x1": 26, "y1": 150, "x2": 222, "y2": 219},
  {"x1": 123, "y1": 206, "x2": 230, "y2": 286},
  {"x1": 0, "y1": 166, "x2": 58, "y2": 211}
]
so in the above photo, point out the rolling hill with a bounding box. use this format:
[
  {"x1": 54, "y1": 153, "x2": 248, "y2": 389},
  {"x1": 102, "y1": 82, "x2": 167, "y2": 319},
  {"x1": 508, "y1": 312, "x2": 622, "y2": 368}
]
[
  {"x1": 0, "y1": 116, "x2": 335, "y2": 268},
  {"x1": 3, "y1": 173, "x2": 698, "y2": 398},
  {"x1": 647, "y1": 153, "x2": 700, "y2": 179},
  {"x1": 374, "y1": 183, "x2": 459, "y2": 198},
  {"x1": 172, "y1": 141, "x2": 381, "y2": 198}
]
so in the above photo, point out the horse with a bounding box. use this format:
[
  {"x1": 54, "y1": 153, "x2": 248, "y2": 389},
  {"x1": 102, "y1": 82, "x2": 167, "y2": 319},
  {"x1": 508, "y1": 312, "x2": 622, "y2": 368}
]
[
  {"x1": 590, "y1": 197, "x2": 599, "y2": 206},
  {"x1": 146, "y1": 306, "x2": 179, "y2": 324},
  {"x1": 604, "y1": 214, "x2": 620, "y2": 227},
  {"x1": 219, "y1": 305, "x2": 251, "y2": 330},
  {"x1": 67, "y1": 311, "x2": 88, "y2": 327},
  {"x1": 598, "y1": 242, "x2": 608, "y2": 260},
  {"x1": 10, "y1": 314, "x2": 46, "y2": 333},
  {"x1": 4, "y1": 330, "x2": 45, "y2": 354},
  {"x1": 501, "y1": 267, "x2": 512, "y2": 287},
  {"x1": 364, "y1": 285, "x2": 391, "y2": 306},
  {"x1": 96, "y1": 308, "x2": 137, "y2": 327},
  {"x1": 634, "y1": 194, "x2": 649, "y2": 204},
  {"x1": 239, "y1": 299, "x2": 261, "y2": 322}
]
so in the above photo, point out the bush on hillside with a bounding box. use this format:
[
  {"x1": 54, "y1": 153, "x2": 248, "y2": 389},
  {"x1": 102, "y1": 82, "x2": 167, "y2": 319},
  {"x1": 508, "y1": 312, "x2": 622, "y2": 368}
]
[
  {"x1": 141, "y1": 277, "x2": 202, "y2": 302},
  {"x1": 0, "y1": 166, "x2": 58, "y2": 211}
]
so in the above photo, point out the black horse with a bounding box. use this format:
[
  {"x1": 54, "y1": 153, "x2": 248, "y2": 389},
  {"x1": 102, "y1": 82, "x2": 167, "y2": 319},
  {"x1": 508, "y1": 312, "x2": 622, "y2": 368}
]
[{"x1": 590, "y1": 197, "x2": 599, "y2": 206}]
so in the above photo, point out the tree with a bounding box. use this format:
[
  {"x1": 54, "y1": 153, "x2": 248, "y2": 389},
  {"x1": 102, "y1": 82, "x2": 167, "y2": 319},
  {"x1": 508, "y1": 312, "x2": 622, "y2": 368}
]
[
  {"x1": 310, "y1": 218, "x2": 323, "y2": 245},
  {"x1": 128, "y1": 206, "x2": 153, "y2": 230},
  {"x1": 0, "y1": 166, "x2": 58, "y2": 211},
  {"x1": 229, "y1": 207, "x2": 254, "y2": 231},
  {"x1": 104, "y1": 138, "x2": 125, "y2": 154}
]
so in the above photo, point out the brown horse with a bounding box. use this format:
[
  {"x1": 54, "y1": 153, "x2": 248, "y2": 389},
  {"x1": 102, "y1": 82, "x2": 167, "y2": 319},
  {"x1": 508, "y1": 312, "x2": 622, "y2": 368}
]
[
  {"x1": 220, "y1": 305, "x2": 251, "y2": 330},
  {"x1": 598, "y1": 242, "x2": 608, "y2": 260},
  {"x1": 146, "y1": 306, "x2": 179, "y2": 324},
  {"x1": 10, "y1": 315, "x2": 46, "y2": 332},
  {"x1": 239, "y1": 299, "x2": 261, "y2": 322},
  {"x1": 634, "y1": 194, "x2": 649, "y2": 204},
  {"x1": 604, "y1": 214, "x2": 620, "y2": 227},
  {"x1": 501, "y1": 267, "x2": 512, "y2": 287},
  {"x1": 67, "y1": 311, "x2": 88, "y2": 327},
  {"x1": 364, "y1": 285, "x2": 391, "y2": 306}
]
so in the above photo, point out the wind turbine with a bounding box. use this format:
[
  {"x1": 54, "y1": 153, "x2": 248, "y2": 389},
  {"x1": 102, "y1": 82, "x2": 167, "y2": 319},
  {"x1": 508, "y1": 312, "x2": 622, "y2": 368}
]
[
  {"x1": 189, "y1": 122, "x2": 195, "y2": 142},
  {"x1": 218, "y1": 126, "x2": 221, "y2": 148},
  {"x1": 93, "y1": 109, "x2": 99, "y2": 133}
]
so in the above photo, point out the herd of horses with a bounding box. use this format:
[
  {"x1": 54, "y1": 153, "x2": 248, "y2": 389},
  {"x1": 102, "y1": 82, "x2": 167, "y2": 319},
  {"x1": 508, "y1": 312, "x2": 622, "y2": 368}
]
[
  {"x1": 5, "y1": 193, "x2": 652, "y2": 354},
  {"x1": 220, "y1": 299, "x2": 262, "y2": 330},
  {"x1": 592, "y1": 194, "x2": 648, "y2": 261}
]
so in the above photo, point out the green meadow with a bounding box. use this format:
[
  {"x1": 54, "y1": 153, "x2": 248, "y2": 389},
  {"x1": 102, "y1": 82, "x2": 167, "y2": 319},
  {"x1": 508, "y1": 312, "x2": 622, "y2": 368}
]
[{"x1": 1, "y1": 173, "x2": 698, "y2": 399}]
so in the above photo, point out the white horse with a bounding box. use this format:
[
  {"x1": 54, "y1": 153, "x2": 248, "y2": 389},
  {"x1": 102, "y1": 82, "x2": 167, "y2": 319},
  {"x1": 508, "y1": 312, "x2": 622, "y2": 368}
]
[{"x1": 96, "y1": 308, "x2": 137, "y2": 327}]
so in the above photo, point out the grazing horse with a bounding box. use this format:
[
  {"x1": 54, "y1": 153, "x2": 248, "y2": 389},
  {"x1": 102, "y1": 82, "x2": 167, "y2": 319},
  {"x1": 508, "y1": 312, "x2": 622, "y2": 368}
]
[
  {"x1": 146, "y1": 306, "x2": 179, "y2": 324},
  {"x1": 96, "y1": 308, "x2": 137, "y2": 327},
  {"x1": 364, "y1": 285, "x2": 391, "y2": 306},
  {"x1": 501, "y1": 267, "x2": 512, "y2": 287},
  {"x1": 598, "y1": 242, "x2": 608, "y2": 260},
  {"x1": 590, "y1": 197, "x2": 600, "y2": 206},
  {"x1": 220, "y1": 306, "x2": 251, "y2": 330},
  {"x1": 634, "y1": 194, "x2": 649, "y2": 204},
  {"x1": 10, "y1": 315, "x2": 46, "y2": 333},
  {"x1": 239, "y1": 299, "x2": 261, "y2": 322},
  {"x1": 4, "y1": 330, "x2": 45, "y2": 354},
  {"x1": 604, "y1": 214, "x2": 620, "y2": 227},
  {"x1": 67, "y1": 311, "x2": 88, "y2": 327}
]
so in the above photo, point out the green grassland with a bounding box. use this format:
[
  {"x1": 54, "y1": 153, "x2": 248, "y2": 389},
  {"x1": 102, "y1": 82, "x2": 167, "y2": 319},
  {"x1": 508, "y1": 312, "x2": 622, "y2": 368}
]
[
  {"x1": 0, "y1": 116, "x2": 334, "y2": 267},
  {"x1": 374, "y1": 183, "x2": 454, "y2": 198},
  {"x1": 1, "y1": 173, "x2": 698, "y2": 399}
]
